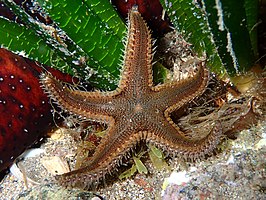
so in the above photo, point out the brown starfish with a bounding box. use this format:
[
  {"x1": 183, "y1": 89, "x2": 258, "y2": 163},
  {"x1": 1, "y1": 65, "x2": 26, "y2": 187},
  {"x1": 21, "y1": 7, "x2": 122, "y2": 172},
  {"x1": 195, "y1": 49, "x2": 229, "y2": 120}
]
[{"x1": 40, "y1": 6, "x2": 223, "y2": 189}]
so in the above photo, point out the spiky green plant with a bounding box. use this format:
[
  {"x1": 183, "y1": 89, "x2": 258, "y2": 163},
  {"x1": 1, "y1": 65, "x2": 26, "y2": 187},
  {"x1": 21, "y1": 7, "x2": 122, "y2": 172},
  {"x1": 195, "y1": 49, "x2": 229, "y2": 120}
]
[
  {"x1": 1, "y1": 0, "x2": 126, "y2": 90},
  {"x1": 160, "y1": 0, "x2": 259, "y2": 77},
  {"x1": 1, "y1": 0, "x2": 259, "y2": 90}
]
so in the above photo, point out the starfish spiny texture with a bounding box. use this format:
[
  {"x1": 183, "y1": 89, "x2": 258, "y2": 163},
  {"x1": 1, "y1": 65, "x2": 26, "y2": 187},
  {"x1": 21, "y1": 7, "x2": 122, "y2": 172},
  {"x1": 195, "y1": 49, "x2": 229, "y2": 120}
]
[{"x1": 40, "y1": 6, "x2": 223, "y2": 189}]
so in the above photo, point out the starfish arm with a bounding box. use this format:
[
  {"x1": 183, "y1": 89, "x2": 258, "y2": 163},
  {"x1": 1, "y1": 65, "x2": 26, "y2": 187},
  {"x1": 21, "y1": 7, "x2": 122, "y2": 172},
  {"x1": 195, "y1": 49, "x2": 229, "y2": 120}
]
[
  {"x1": 119, "y1": 6, "x2": 153, "y2": 96},
  {"x1": 147, "y1": 120, "x2": 223, "y2": 160},
  {"x1": 153, "y1": 62, "x2": 209, "y2": 112},
  {"x1": 40, "y1": 73, "x2": 118, "y2": 120},
  {"x1": 55, "y1": 119, "x2": 146, "y2": 189}
]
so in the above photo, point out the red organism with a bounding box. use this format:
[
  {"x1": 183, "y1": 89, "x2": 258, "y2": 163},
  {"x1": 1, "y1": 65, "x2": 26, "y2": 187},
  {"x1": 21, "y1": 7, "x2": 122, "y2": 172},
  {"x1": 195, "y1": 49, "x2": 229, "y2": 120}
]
[
  {"x1": 111, "y1": 0, "x2": 172, "y2": 37},
  {"x1": 0, "y1": 48, "x2": 76, "y2": 171}
]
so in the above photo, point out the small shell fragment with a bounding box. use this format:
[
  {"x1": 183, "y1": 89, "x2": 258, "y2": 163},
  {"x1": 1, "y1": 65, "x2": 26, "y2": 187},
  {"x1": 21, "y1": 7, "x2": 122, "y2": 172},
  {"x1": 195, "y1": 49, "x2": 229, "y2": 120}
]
[
  {"x1": 10, "y1": 162, "x2": 40, "y2": 187},
  {"x1": 41, "y1": 156, "x2": 70, "y2": 175},
  {"x1": 48, "y1": 128, "x2": 65, "y2": 140}
]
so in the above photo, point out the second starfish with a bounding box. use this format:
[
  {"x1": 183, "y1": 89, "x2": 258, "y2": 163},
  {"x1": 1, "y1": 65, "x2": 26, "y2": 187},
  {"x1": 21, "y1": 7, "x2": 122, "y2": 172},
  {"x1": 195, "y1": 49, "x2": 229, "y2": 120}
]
[{"x1": 41, "y1": 6, "x2": 223, "y2": 189}]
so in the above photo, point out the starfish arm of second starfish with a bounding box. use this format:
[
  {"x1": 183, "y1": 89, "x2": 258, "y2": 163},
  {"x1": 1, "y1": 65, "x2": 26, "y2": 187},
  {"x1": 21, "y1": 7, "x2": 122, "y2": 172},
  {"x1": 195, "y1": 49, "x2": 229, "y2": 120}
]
[
  {"x1": 153, "y1": 62, "x2": 209, "y2": 113},
  {"x1": 40, "y1": 73, "x2": 119, "y2": 121}
]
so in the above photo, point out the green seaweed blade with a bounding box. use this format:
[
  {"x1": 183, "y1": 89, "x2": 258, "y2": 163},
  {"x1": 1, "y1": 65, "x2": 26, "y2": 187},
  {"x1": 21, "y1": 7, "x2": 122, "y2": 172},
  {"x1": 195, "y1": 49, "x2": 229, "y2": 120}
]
[
  {"x1": 0, "y1": 17, "x2": 68, "y2": 71},
  {"x1": 160, "y1": 0, "x2": 225, "y2": 76},
  {"x1": 244, "y1": 0, "x2": 259, "y2": 58},
  {"x1": 86, "y1": 0, "x2": 125, "y2": 39},
  {"x1": 204, "y1": 0, "x2": 256, "y2": 75},
  {"x1": 37, "y1": 0, "x2": 125, "y2": 88}
]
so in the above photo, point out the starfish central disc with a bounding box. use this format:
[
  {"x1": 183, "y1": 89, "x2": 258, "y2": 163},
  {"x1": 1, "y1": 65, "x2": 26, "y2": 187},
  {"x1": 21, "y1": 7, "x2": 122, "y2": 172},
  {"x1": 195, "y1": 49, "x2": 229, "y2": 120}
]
[{"x1": 134, "y1": 103, "x2": 143, "y2": 113}]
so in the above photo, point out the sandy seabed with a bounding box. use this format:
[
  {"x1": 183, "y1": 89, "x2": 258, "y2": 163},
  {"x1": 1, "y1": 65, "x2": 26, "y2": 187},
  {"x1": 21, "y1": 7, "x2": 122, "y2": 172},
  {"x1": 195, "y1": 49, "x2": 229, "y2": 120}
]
[{"x1": 0, "y1": 120, "x2": 265, "y2": 200}]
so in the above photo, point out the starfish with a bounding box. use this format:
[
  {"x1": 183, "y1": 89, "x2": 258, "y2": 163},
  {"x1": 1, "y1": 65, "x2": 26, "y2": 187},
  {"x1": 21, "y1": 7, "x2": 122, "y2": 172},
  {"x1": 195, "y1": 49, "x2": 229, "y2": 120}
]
[{"x1": 40, "y1": 6, "x2": 223, "y2": 189}]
